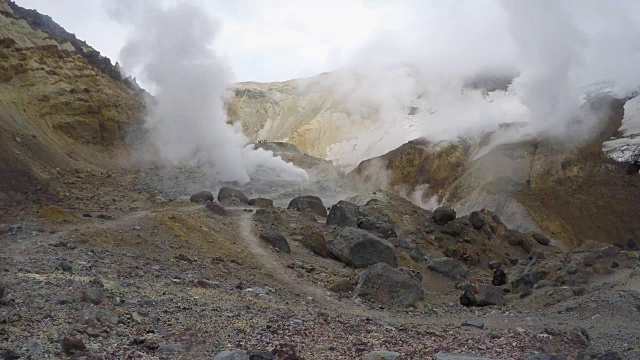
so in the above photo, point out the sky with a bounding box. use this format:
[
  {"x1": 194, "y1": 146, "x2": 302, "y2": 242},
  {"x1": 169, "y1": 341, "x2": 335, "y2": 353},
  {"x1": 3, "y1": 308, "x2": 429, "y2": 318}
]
[{"x1": 17, "y1": 0, "x2": 429, "y2": 82}]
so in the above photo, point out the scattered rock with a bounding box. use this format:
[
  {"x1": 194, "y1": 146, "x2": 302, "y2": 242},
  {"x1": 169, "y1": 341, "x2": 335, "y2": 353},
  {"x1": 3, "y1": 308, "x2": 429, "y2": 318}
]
[
  {"x1": 492, "y1": 269, "x2": 507, "y2": 286},
  {"x1": 460, "y1": 288, "x2": 477, "y2": 307},
  {"x1": 627, "y1": 238, "x2": 638, "y2": 250},
  {"x1": 363, "y1": 350, "x2": 402, "y2": 360},
  {"x1": 190, "y1": 191, "x2": 214, "y2": 204},
  {"x1": 469, "y1": 211, "x2": 485, "y2": 229},
  {"x1": 61, "y1": 336, "x2": 86, "y2": 354},
  {"x1": 248, "y1": 198, "x2": 273, "y2": 208},
  {"x1": 331, "y1": 227, "x2": 397, "y2": 268},
  {"x1": 81, "y1": 287, "x2": 104, "y2": 304},
  {"x1": 205, "y1": 202, "x2": 227, "y2": 216},
  {"x1": 611, "y1": 261, "x2": 620, "y2": 268},
  {"x1": 428, "y1": 257, "x2": 467, "y2": 279},
  {"x1": 488, "y1": 260, "x2": 502, "y2": 270},
  {"x1": 511, "y1": 268, "x2": 549, "y2": 291},
  {"x1": 297, "y1": 227, "x2": 329, "y2": 257},
  {"x1": 212, "y1": 350, "x2": 277, "y2": 360},
  {"x1": 440, "y1": 221, "x2": 463, "y2": 236},
  {"x1": 288, "y1": 195, "x2": 327, "y2": 217},
  {"x1": 25, "y1": 339, "x2": 44, "y2": 353},
  {"x1": 357, "y1": 216, "x2": 397, "y2": 239},
  {"x1": 433, "y1": 207, "x2": 456, "y2": 225},
  {"x1": 326, "y1": 200, "x2": 362, "y2": 227},
  {"x1": 218, "y1": 187, "x2": 249, "y2": 205},
  {"x1": 461, "y1": 318, "x2": 484, "y2": 329},
  {"x1": 259, "y1": 230, "x2": 291, "y2": 253},
  {"x1": 532, "y1": 233, "x2": 551, "y2": 245},
  {"x1": 357, "y1": 262, "x2": 424, "y2": 307},
  {"x1": 58, "y1": 261, "x2": 72, "y2": 272},
  {"x1": 0, "y1": 350, "x2": 20, "y2": 360}
]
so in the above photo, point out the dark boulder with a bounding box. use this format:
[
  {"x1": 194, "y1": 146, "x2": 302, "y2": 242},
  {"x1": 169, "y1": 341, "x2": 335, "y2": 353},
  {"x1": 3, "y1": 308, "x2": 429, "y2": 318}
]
[
  {"x1": 488, "y1": 260, "x2": 502, "y2": 270},
  {"x1": 492, "y1": 268, "x2": 507, "y2": 286},
  {"x1": 331, "y1": 227, "x2": 397, "y2": 268},
  {"x1": 357, "y1": 216, "x2": 397, "y2": 239},
  {"x1": 259, "y1": 231, "x2": 290, "y2": 253},
  {"x1": 296, "y1": 226, "x2": 329, "y2": 257},
  {"x1": 627, "y1": 238, "x2": 638, "y2": 250},
  {"x1": 512, "y1": 270, "x2": 549, "y2": 291},
  {"x1": 288, "y1": 195, "x2": 327, "y2": 217},
  {"x1": 217, "y1": 187, "x2": 250, "y2": 205},
  {"x1": 326, "y1": 200, "x2": 362, "y2": 227},
  {"x1": 433, "y1": 207, "x2": 456, "y2": 225},
  {"x1": 357, "y1": 262, "x2": 424, "y2": 307},
  {"x1": 248, "y1": 198, "x2": 273, "y2": 208},
  {"x1": 469, "y1": 211, "x2": 485, "y2": 229},
  {"x1": 190, "y1": 191, "x2": 214, "y2": 203},
  {"x1": 205, "y1": 202, "x2": 226, "y2": 216},
  {"x1": 460, "y1": 288, "x2": 477, "y2": 307},
  {"x1": 532, "y1": 232, "x2": 551, "y2": 245},
  {"x1": 440, "y1": 221, "x2": 463, "y2": 236}
]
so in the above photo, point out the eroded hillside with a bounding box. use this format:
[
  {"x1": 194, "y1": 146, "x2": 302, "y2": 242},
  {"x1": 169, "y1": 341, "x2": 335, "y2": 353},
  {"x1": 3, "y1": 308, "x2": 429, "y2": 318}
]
[{"x1": 0, "y1": 0, "x2": 145, "y2": 207}]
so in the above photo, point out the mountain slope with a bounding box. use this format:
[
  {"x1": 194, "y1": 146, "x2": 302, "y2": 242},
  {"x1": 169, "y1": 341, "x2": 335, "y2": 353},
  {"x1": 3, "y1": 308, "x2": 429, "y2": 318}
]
[{"x1": 0, "y1": 0, "x2": 145, "y2": 206}]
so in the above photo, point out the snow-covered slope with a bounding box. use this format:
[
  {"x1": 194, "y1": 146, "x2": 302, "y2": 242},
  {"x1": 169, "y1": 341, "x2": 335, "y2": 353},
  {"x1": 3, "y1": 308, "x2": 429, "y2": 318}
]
[{"x1": 603, "y1": 96, "x2": 640, "y2": 164}]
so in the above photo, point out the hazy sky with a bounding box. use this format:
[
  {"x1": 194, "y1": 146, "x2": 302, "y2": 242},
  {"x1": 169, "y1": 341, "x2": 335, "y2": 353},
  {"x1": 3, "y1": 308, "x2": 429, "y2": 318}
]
[{"x1": 16, "y1": 0, "x2": 438, "y2": 82}]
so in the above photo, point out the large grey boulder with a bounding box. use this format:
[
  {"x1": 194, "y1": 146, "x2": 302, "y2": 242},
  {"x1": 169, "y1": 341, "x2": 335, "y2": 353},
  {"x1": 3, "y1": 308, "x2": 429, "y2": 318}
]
[
  {"x1": 218, "y1": 187, "x2": 250, "y2": 205},
  {"x1": 428, "y1": 257, "x2": 468, "y2": 279},
  {"x1": 357, "y1": 262, "x2": 423, "y2": 307},
  {"x1": 213, "y1": 350, "x2": 276, "y2": 360},
  {"x1": 296, "y1": 226, "x2": 329, "y2": 257},
  {"x1": 331, "y1": 227, "x2": 397, "y2": 268},
  {"x1": 288, "y1": 195, "x2": 327, "y2": 217},
  {"x1": 190, "y1": 191, "x2": 214, "y2": 204},
  {"x1": 357, "y1": 216, "x2": 397, "y2": 239},
  {"x1": 433, "y1": 207, "x2": 456, "y2": 225},
  {"x1": 326, "y1": 200, "x2": 362, "y2": 227}
]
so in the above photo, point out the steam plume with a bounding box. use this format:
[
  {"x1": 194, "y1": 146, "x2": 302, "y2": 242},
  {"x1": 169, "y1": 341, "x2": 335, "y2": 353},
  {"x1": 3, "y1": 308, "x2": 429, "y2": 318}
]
[{"x1": 106, "y1": 0, "x2": 308, "y2": 184}]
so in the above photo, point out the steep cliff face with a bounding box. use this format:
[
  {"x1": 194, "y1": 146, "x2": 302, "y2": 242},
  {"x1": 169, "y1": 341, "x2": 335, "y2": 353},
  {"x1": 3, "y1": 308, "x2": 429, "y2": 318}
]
[{"x1": 0, "y1": 0, "x2": 145, "y2": 204}]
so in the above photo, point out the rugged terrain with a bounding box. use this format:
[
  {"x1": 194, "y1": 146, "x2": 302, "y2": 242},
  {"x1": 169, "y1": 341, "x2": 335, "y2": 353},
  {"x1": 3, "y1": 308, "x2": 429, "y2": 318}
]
[{"x1": 1, "y1": 1, "x2": 640, "y2": 360}]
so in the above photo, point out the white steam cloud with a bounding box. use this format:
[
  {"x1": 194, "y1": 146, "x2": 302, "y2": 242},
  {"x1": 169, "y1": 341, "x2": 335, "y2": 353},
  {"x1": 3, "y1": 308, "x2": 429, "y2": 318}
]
[
  {"x1": 321, "y1": 0, "x2": 640, "y2": 171},
  {"x1": 106, "y1": 0, "x2": 308, "y2": 184}
]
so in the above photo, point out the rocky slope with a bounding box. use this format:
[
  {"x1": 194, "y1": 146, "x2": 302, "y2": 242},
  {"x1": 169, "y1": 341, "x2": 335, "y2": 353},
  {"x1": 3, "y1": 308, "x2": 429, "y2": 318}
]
[
  {"x1": 348, "y1": 95, "x2": 640, "y2": 249},
  {"x1": 0, "y1": 0, "x2": 145, "y2": 208}
]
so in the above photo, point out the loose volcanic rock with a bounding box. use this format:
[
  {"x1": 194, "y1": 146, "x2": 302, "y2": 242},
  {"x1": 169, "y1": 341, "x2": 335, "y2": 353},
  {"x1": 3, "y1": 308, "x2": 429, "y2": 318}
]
[
  {"x1": 331, "y1": 227, "x2": 397, "y2": 268},
  {"x1": 357, "y1": 262, "x2": 424, "y2": 307},
  {"x1": 288, "y1": 195, "x2": 327, "y2": 217},
  {"x1": 326, "y1": 200, "x2": 363, "y2": 227},
  {"x1": 217, "y1": 187, "x2": 250, "y2": 205},
  {"x1": 433, "y1": 207, "x2": 456, "y2": 225},
  {"x1": 190, "y1": 191, "x2": 214, "y2": 203}
]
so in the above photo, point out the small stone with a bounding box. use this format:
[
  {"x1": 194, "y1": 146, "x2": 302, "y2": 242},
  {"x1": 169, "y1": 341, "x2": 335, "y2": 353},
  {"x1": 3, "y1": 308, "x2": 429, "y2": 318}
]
[
  {"x1": 26, "y1": 340, "x2": 44, "y2": 353},
  {"x1": 61, "y1": 336, "x2": 86, "y2": 354},
  {"x1": 131, "y1": 312, "x2": 143, "y2": 324},
  {"x1": 532, "y1": 233, "x2": 550, "y2": 245},
  {"x1": 611, "y1": 261, "x2": 620, "y2": 268},
  {"x1": 327, "y1": 279, "x2": 354, "y2": 293},
  {"x1": 572, "y1": 286, "x2": 586, "y2": 296},
  {"x1": 462, "y1": 318, "x2": 484, "y2": 329},
  {"x1": 599, "y1": 245, "x2": 621, "y2": 257},
  {"x1": 81, "y1": 288, "x2": 104, "y2": 304},
  {"x1": 58, "y1": 261, "x2": 72, "y2": 272},
  {"x1": 488, "y1": 260, "x2": 502, "y2": 270},
  {"x1": 592, "y1": 264, "x2": 614, "y2": 275},
  {"x1": 627, "y1": 238, "x2": 638, "y2": 251},
  {"x1": 259, "y1": 230, "x2": 291, "y2": 253}
]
